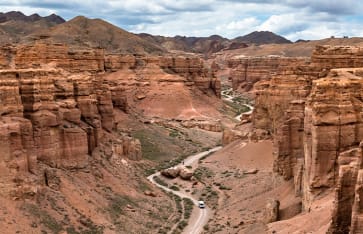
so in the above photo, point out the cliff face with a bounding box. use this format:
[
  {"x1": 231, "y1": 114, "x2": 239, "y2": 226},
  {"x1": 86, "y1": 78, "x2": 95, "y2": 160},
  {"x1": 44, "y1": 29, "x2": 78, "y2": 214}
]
[
  {"x1": 228, "y1": 56, "x2": 309, "y2": 91},
  {"x1": 104, "y1": 53, "x2": 221, "y2": 119},
  {"x1": 105, "y1": 54, "x2": 221, "y2": 97},
  {"x1": 0, "y1": 43, "x2": 220, "y2": 199},
  {"x1": 249, "y1": 46, "x2": 363, "y2": 232}
]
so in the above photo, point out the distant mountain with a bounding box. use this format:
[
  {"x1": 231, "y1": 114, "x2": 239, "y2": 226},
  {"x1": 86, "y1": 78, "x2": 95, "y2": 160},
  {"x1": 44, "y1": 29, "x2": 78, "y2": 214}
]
[
  {"x1": 138, "y1": 31, "x2": 291, "y2": 55},
  {"x1": 0, "y1": 11, "x2": 65, "y2": 44},
  {"x1": 26, "y1": 16, "x2": 166, "y2": 54},
  {"x1": 138, "y1": 34, "x2": 248, "y2": 55},
  {"x1": 0, "y1": 11, "x2": 65, "y2": 24},
  {"x1": 0, "y1": 11, "x2": 293, "y2": 55},
  {"x1": 295, "y1": 39, "x2": 310, "y2": 43},
  {"x1": 234, "y1": 31, "x2": 292, "y2": 45}
]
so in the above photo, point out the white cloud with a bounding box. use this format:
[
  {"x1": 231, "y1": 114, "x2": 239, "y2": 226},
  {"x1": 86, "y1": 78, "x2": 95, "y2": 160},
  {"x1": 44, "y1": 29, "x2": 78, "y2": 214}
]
[
  {"x1": 225, "y1": 17, "x2": 260, "y2": 31},
  {"x1": 0, "y1": 0, "x2": 362, "y2": 40}
]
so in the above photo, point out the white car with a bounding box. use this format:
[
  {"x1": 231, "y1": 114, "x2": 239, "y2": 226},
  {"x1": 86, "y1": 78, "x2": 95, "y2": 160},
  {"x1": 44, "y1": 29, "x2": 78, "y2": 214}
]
[{"x1": 198, "y1": 200, "x2": 205, "y2": 208}]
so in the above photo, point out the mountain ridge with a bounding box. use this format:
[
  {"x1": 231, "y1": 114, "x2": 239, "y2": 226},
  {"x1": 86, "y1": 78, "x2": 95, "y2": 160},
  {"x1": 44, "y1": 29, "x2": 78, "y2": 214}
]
[{"x1": 0, "y1": 11, "x2": 65, "y2": 24}]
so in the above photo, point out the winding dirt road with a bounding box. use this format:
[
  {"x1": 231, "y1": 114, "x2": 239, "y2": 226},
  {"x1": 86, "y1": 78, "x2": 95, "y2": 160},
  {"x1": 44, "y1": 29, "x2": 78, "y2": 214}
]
[
  {"x1": 147, "y1": 147, "x2": 222, "y2": 234},
  {"x1": 221, "y1": 88, "x2": 254, "y2": 121}
]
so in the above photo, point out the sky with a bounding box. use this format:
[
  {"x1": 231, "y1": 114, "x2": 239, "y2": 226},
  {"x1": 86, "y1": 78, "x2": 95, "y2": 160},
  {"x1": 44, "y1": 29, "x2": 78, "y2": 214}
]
[{"x1": 1, "y1": 0, "x2": 363, "y2": 41}]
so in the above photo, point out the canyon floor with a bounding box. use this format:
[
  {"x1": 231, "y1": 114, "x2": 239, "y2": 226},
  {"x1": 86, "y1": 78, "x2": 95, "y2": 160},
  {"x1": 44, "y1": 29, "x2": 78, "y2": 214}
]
[{"x1": 156, "y1": 138, "x2": 302, "y2": 234}]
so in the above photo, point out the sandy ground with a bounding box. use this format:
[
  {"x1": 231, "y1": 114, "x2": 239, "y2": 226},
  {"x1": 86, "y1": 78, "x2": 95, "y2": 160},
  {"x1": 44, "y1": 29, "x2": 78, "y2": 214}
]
[
  {"x1": 158, "y1": 139, "x2": 303, "y2": 233},
  {"x1": 267, "y1": 193, "x2": 333, "y2": 234},
  {"x1": 197, "y1": 140, "x2": 302, "y2": 234},
  {"x1": 148, "y1": 147, "x2": 222, "y2": 234}
]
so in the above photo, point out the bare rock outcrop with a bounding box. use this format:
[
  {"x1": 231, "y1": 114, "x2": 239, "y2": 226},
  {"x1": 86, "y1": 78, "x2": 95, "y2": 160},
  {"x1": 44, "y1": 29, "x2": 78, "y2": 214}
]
[
  {"x1": 179, "y1": 167, "x2": 194, "y2": 180},
  {"x1": 350, "y1": 169, "x2": 363, "y2": 233},
  {"x1": 181, "y1": 120, "x2": 223, "y2": 132},
  {"x1": 0, "y1": 42, "x2": 221, "y2": 199},
  {"x1": 161, "y1": 167, "x2": 181, "y2": 178},
  {"x1": 15, "y1": 43, "x2": 105, "y2": 72},
  {"x1": 228, "y1": 56, "x2": 309, "y2": 92},
  {"x1": 246, "y1": 46, "x2": 363, "y2": 232},
  {"x1": 161, "y1": 166, "x2": 194, "y2": 180},
  {"x1": 264, "y1": 199, "x2": 280, "y2": 223}
]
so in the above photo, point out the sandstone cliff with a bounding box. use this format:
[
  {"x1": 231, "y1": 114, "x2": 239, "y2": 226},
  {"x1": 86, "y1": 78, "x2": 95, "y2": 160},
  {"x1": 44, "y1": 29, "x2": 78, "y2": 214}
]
[
  {"x1": 248, "y1": 46, "x2": 363, "y2": 233},
  {"x1": 0, "y1": 42, "x2": 221, "y2": 199},
  {"x1": 228, "y1": 56, "x2": 309, "y2": 92}
]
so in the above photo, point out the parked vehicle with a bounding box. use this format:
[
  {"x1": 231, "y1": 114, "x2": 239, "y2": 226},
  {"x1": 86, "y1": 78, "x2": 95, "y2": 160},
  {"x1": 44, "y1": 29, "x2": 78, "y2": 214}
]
[{"x1": 198, "y1": 200, "x2": 205, "y2": 208}]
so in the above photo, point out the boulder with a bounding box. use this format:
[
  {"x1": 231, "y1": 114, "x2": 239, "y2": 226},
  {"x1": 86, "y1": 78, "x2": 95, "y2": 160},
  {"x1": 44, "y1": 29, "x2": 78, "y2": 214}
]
[
  {"x1": 244, "y1": 169, "x2": 258, "y2": 174},
  {"x1": 161, "y1": 167, "x2": 181, "y2": 178},
  {"x1": 144, "y1": 190, "x2": 157, "y2": 197},
  {"x1": 179, "y1": 167, "x2": 194, "y2": 180},
  {"x1": 264, "y1": 199, "x2": 280, "y2": 223}
]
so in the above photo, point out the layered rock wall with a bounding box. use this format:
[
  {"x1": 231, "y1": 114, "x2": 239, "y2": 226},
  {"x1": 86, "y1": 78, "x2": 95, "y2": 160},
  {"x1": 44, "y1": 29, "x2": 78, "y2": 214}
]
[
  {"x1": 0, "y1": 42, "x2": 220, "y2": 198},
  {"x1": 15, "y1": 43, "x2": 105, "y2": 72},
  {"x1": 249, "y1": 46, "x2": 363, "y2": 233},
  {"x1": 105, "y1": 54, "x2": 221, "y2": 97},
  {"x1": 228, "y1": 56, "x2": 309, "y2": 91}
]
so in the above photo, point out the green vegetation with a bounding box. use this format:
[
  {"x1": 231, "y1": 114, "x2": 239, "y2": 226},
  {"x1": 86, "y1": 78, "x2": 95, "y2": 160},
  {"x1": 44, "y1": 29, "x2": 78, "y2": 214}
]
[
  {"x1": 194, "y1": 167, "x2": 214, "y2": 181},
  {"x1": 199, "y1": 185, "x2": 219, "y2": 210},
  {"x1": 23, "y1": 203, "x2": 63, "y2": 234},
  {"x1": 232, "y1": 96, "x2": 249, "y2": 104},
  {"x1": 144, "y1": 154, "x2": 190, "y2": 176},
  {"x1": 177, "y1": 220, "x2": 188, "y2": 230},
  {"x1": 169, "y1": 129, "x2": 182, "y2": 138},
  {"x1": 221, "y1": 170, "x2": 235, "y2": 178},
  {"x1": 137, "y1": 179, "x2": 152, "y2": 192},
  {"x1": 170, "y1": 185, "x2": 180, "y2": 191},
  {"x1": 218, "y1": 185, "x2": 232, "y2": 190},
  {"x1": 132, "y1": 130, "x2": 167, "y2": 161},
  {"x1": 223, "y1": 100, "x2": 251, "y2": 115},
  {"x1": 182, "y1": 198, "x2": 194, "y2": 220},
  {"x1": 153, "y1": 176, "x2": 169, "y2": 187},
  {"x1": 23, "y1": 201, "x2": 104, "y2": 234},
  {"x1": 107, "y1": 194, "x2": 137, "y2": 220}
]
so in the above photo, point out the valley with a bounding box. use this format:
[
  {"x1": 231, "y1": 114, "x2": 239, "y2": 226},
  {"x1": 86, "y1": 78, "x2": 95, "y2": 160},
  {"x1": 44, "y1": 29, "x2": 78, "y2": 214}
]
[{"x1": 1, "y1": 9, "x2": 363, "y2": 234}]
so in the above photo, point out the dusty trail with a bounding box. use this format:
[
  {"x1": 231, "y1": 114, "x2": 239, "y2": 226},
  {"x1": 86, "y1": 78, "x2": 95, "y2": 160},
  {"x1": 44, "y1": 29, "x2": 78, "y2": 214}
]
[
  {"x1": 221, "y1": 88, "x2": 254, "y2": 120},
  {"x1": 147, "y1": 147, "x2": 222, "y2": 234}
]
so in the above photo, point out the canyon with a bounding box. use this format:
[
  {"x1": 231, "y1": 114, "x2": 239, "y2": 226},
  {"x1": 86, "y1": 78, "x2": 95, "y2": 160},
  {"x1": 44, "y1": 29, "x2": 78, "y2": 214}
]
[
  {"x1": 0, "y1": 41, "x2": 223, "y2": 233},
  {"x1": 224, "y1": 45, "x2": 363, "y2": 233},
  {"x1": 2, "y1": 10, "x2": 363, "y2": 234}
]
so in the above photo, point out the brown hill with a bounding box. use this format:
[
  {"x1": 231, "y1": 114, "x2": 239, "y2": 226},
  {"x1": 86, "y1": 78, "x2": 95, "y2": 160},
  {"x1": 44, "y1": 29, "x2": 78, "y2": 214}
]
[
  {"x1": 234, "y1": 31, "x2": 292, "y2": 45},
  {"x1": 0, "y1": 11, "x2": 65, "y2": 24},
  {"x1": 0, "y1": 11, "x2": 65, "y2": 44},
  {"x1": 215, "y1": 37, "x2": 363, "y2": 58},
  {"x1": 138, "y1": 33, "x2": 248, "y2": 55},
  {"x1": 26, "y1": 16, "x2": 166, "y2": 54},
  {"x1": 138, "y1": 31, "x2": 291, "y2": 55}
]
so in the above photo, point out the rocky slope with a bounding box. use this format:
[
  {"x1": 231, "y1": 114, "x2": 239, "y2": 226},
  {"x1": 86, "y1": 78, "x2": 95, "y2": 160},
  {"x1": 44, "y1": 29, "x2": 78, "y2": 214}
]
[
  {"x1": 0, "y1": 11, "x2": 65, "y2": 45},
  {"x1": 138, "y1": 33, "x2": 249, "y2": 55},
  {"x1": 138, "y1": 31, "x2": 291, "y2": 56},
  {"x1": 233, "y1": 31, "x2": 292, "y2": 45},
  {"x1": 25, "y1": 16, "x2": 166, "y2": 54},
  {"x1": 244, "y1": 45, "x2": 363, "y2": 233},
  {"x1": 214, "y1": 37, "x2": 363, "y2": 59},
  {"x1": 0, "y1": 11, "x2": 65, "y2": 24},
  {"x1": 0, "y1": 42, "x2": 221, "y2": 233},
  {"x1": 0, "y1": 40, "x2": 221, "y2": 178},
  {"x1": 227, "y1": 56, "x2": 310, "y2": 91}
]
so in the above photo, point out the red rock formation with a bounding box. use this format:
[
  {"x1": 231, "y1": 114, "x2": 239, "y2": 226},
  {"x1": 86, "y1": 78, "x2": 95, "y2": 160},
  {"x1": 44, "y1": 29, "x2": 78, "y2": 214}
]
[
  {"x1": 105, "y1": 54, "x2": 221, "y2": 99},
  {"x1": 15, "y1": 43, "x2": 105, "y2": 72},
  {"x1": 248, "y1": 46, "x2": 363, "y2": 232},
  {"x1": 312, "y1": 45, "x2": 363, "y2": 69},
  {"x1": 351, "y1": 169, "x2": 363, "y2": 233},
  {"x1": 0, "y1": 42, "x2": 221, "y2": 198},
  {"x1": 228, "y1": 56, "x2": 309, "y2": 92}
]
